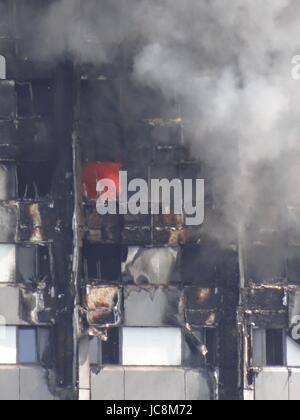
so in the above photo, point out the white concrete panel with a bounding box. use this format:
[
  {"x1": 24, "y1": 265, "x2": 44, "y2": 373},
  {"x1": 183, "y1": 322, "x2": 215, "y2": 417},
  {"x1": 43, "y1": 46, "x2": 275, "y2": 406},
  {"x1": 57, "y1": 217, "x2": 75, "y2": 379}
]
[
  {"x1": 20, "y1": 367, "x2": 54, "y2": 400},
  {"x1": 125, "y1": 367, "x2": 185, "y2": 400},
  {"x1": 79, "y1": 337, "x2": 91, "y2": 390},
  {"x1": 0, "y1": 56, "x2": 6, "y2": 80},
  {"x1": 79, "y1": 389, "x2": 90, "y2": 400},
  {"x1": 244, "y1": 389, "x2": 255, "y2": 401},
  {"x1": 0, "y1": 367, "x2": 19, "y2": 400},
  {"x1": 255, "y1": 368, "x2": 289, "y2": 401},
  {"x1": 0, "y1": 287, "x2": 21, "y2": 324},
  {"x1": 289, "y1": 368, "x2": 300, "y2": 400},
  {"x1": 0, "y1": 326, "x2": 17, "y2": 364},
  {"x1": 91, "y1": 367, "x2": 125, "y2": 401},
  {"x1": 185, "y1": 369, "x2": 212, "y2": 400},
  {"x1": 122, "y1": 327, "x2": 182, "y2": 366},
  {"x1": 0, "y1": 244, "x2": 15, "y2": 283}
]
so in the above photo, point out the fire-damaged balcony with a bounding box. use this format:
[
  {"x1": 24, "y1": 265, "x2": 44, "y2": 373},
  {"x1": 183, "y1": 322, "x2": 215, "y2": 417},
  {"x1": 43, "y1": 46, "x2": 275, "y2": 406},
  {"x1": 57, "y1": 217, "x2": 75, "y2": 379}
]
[{"x1": 77, "y1": 224, "x2": 236, "y2": 399}]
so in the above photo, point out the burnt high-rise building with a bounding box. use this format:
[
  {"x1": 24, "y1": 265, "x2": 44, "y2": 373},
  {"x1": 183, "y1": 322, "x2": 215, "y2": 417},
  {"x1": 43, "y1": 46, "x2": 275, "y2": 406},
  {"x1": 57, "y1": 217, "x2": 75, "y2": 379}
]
[{"x1": 0, "y1": 0, "x2": 299, "y2": 401}]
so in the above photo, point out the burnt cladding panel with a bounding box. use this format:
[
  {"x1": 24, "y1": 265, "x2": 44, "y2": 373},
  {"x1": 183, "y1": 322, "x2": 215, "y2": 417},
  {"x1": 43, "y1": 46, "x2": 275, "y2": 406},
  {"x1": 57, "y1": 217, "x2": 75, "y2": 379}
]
[
  {"x1": 0, "y1": 204, "x2": 17, "y2": 242},
  {"x1": 122, "y1": 247, "x2": 180, "y2": 285},
  {"x1": 0, "y1": 163, "x2": 17, "y2": 200},
  {"x1": 243, "y1": 288, "x2": 286, "y2": 312},
  {"x1": 124, "y1": 286, "x2": 183, "y2": 327}
]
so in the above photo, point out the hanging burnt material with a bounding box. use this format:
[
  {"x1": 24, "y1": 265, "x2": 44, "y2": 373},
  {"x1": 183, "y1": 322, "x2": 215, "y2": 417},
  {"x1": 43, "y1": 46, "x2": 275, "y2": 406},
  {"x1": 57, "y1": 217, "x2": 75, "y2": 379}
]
[
  {"x1": 289, "y1": 289, "x2": 300, "y2": 345},
  {"x1": 85, "y1": 285, "x2": 122, "y2": 328},
  {"x1": 122, "y1": 246, "x2": 181, "y2": 285}
]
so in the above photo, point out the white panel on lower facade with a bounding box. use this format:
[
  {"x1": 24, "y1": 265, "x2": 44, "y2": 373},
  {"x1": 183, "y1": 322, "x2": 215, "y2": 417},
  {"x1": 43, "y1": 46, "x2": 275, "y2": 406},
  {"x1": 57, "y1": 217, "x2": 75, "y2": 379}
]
[
  {"x1": 0, "y1": 244, "x2": 15, "y2": 283},
  {"x1": 289, "y1": 369, "x2": 300, "y2": 400},
  {"x1": 255, "y1": 368, "x2": 289, "y2": 401},
  {"x1": 0, "y1": 326, "x2": 17, "y2": 364},
  {"x1": 122, "y1": 327, "x2": 182, "y2": 366}
]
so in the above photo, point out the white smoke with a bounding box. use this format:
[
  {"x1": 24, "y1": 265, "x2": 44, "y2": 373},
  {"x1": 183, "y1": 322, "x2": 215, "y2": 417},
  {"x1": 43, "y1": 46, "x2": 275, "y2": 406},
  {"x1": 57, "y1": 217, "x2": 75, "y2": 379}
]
[{"x1": 32, "y1": 0, "x2": 300, "y2": 241}]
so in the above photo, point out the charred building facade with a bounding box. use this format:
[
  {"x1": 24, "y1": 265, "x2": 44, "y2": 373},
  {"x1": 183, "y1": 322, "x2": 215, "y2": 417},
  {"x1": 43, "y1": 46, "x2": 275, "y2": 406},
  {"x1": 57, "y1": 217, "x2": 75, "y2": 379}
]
[
  {"x1": 0, "y1": 0, "x2": 74, "y2": 400},
  {"x1": 74, "y1": 47, "x2": 226, "y2": 401},
  {"x1": 0, "y1": 0, "x2": 299, "y2": 401}
]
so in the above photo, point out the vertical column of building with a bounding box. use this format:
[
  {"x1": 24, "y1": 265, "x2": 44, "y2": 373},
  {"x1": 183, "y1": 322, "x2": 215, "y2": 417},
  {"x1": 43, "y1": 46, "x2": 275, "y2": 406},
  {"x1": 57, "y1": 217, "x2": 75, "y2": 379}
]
[
  {"x1": 241, "y1": 157, "x2": 300, "y2": 400},
  {"x1": 0, "y1": 0, "x2": 75, "y2": 400},
  {"x1": 74, "y1": 1, "x2": 243, "y2": 400}
]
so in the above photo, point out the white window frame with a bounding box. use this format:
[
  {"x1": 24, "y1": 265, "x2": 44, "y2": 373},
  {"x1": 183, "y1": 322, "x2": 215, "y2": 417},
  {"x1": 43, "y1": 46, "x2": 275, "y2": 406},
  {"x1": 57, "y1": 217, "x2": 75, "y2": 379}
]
[
  {"x1": 0, "y1": 55, "x2": 6, "y2": 80},
  {"x1": 121, "y1": 327, "x2": 182, "y2": 366},
  {"x1": 0, "y1": 326, "x2": 17, "y2": 364}
]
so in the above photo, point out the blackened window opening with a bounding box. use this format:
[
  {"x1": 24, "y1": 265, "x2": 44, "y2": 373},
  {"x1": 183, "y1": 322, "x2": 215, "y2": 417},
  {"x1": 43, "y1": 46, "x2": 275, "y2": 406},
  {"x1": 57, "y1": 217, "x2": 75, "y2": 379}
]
[
  {"x1": 17, "y1": 244, "x2": 51, "y2": 285},
  {"x1": 102, "y1": 329, "x2": 119, "y2": 365},
  {"x1": 266, "y1": 329, "x2": 284, "y2": 366},
  {"x1": 205, "y1": 328, "x2": 217, "y2": 366},
  {"x1": 16, "y1": 83, "x2": 33, "y2": 117},
  {"x1": 18, "y1": 161, "x2": 54, "y2": 199},
  {"x1": 83, "y1": 243, "x2": 123, "y2": 282}
]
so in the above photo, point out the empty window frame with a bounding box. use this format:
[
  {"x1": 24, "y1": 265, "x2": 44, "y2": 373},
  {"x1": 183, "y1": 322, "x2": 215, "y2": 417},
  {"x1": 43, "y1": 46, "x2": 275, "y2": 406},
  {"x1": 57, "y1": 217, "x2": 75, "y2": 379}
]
[
  {"x1": 184, "y1": 327, "x2": 217, "y2": 367},
  {"x1": 17, "y1": 244, "x2": 51, "y2": 284},
  {"x1": 0, "y1": 164, "x2": 17, "y2": 200},
  {"x1": 203, "y1": 328, "x2": 217, "y2": 366},
  {"x1": 0, "y1": 55, "x2": 6, "y2": 80},
  {"x1": 0, "y1": 326, "x2": 51, "y2": 365},
  {"x1": 252, "y1": 328, "x2": 286, "y2": 367},
  {"x1": 83, "y1": 243, "x2": 122, "y2": 282},
  {"x1": 89, "y1": 329, "x2": 119, "y2": 366},
  {"x1": 0, "y1": 244, "x2": 51, "y2": 285},
  {"x1": 121, "y1": 327, "x2": 182, "y2": 366},
  {"x1": 17, "y1": 161, "x2": 54, "y2": 199},
  {"x1": 16, "y1": 82, "x2": 33, "y2": 117}
]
